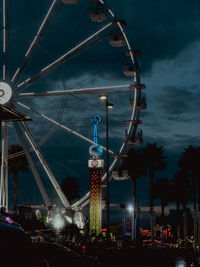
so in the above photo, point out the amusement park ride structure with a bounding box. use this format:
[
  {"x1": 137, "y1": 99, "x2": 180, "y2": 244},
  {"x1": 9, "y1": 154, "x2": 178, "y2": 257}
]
[
  {"x1": 0, "y1": 0, "x2": 146, "y2": 231},
  {"x1": 88, "y1": 115, "x2": 104, "y2": 236}
]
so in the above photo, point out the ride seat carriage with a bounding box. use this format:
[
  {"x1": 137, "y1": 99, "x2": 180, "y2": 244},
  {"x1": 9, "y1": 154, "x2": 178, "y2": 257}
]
[
  {"x1": 136, "y1": 96, "x2": 147, "y2": 110},
  {"x1": 89, "y1": 9, "x2": 107, "y2": 22},
  {"x1": 127, "y1": 130, "x2": 143, "y2": 146},
  {"x1": 62, "y1": 0, "x2": 78, "y2": 4},
  {"x1": 129, "y1": 84, "x2": 146, "y2": 90},
  {"x1": 112, "y1": 169, "x2": 129, "y2": 180},
  {"x1": 109, "y1": 34, "x2": 126, "y2": 47},
  {"x1": 123, "y1": 64, "x2": 136, "y2": 77},
  {"x1": 124, "y1": 49, "x2": 142, "y2": 57},
  {"x1": 129, "y1": 95, "x2": 147, "y2": 110}
]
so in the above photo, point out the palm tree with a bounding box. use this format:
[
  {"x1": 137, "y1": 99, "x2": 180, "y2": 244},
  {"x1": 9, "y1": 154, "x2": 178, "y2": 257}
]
[
  {"x1": 178, "y1": 145, "x2": 200, "y2": 249},
  {"x1": 171, "y1": 171, "x2": 192, "y2": 247},
  {"x1": 153, "y1": 177, "x2": 171, "y2": 218},
  {"x1": 8, "y1": 144, "x2": 29, "y2": 211},
  {"x1": 60, "y1": 176, "x2": 80, "y2": 204},
  {"x1": 141, "y1": 143, "x2": 166, "y2": 246},
  {"x1": 121, "y1": 148, "x2": 146, "y2": 241}
]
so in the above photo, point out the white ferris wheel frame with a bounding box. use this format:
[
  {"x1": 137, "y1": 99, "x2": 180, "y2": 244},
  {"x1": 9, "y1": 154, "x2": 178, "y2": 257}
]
[{"x1": 0, "y1": 0, "x2": 142, "y2": 212}]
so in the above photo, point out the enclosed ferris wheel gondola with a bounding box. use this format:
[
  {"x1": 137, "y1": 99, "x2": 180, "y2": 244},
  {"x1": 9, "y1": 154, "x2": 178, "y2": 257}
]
[
  {"x1": 129, "y1": 94, "x2": 147, "y2": 111},
  {"x1": 112, "y1": 169, "x2": 129, "y2": 180},
  {"x1": 89, "y1": 8, "x2": 107, "y2": 22},
  {"x1": 109, "y1": 33, "x2": 126, "y2": 47},
  {"x1": 124, "y1": 119, "x2": 143, "y2": 146},
  {"x1": 123, "y1": 64, "x2": 136, "y2": 77},
  {"x1": 112, "y1": 154, "x2": 129, "y2": 181},
  {"x1": 127, "y1": 129, "x2": 143, "y2": 146},
  {"x1": 124, "y1": 49, "x2": 142, "y2": 57},
  {"x1": 129, "y1": 83, "x2": 146, "y2": 91},
  {"x1": 136, "y1": 95, "x2": 147, "y2": 110}
]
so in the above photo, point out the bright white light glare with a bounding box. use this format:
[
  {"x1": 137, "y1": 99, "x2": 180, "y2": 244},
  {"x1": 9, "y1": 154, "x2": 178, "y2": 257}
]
[
  {"x1": 127, "y1": 205, "x2": 134, "y2": 213},
  {"x1": 107, "y1": 103, "x2": 114, "y2": 109},
  {"x1": 53, "y1": 214, "x2": 65, "y2": 230},
  {"x1": 74, "y1": 211, "x2": 85, "y2": 229},
  {"x1": 175, "y1": 258, "x2": 187, "y2": 267},
  {"x1": 64, "y1": 215, "x2": 72, "y2": 224},
  {"x1": 99, "y1": 94, "x2": 107, "y2": 100}
]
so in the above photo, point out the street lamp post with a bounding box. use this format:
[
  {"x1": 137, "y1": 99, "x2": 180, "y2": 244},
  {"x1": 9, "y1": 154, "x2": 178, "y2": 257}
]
[{"x1": 99, "y1": 94, "x2": 113, "y2": 240}]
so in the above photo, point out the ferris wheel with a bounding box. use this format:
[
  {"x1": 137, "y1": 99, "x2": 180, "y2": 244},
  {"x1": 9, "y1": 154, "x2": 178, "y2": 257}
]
[{"x1": 0, "y1": 0, "x2": 146, "y2": 219}]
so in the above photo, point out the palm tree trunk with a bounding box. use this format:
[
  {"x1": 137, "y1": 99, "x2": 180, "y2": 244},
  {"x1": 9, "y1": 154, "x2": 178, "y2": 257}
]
[
  {"x1": 13, "y1": 172, "x2": 18, "y2": 211},
  {"x1": 149, "y1": 170, "x2": 155, "y2": 247},
  {"x1": 161, "y1": 201, "x2": 165, "y2": 246},
  {"x1": 197, "y1": 175, "x2": 200, "y2": 249},
  {"x1": 161, "y1": 203, "x2": 165, "y2": 217},
  {"x1": 183, "y1": 204, "x2": 187, "y2": 248},
  {"x1": 193, "y1": 175, "x2": 197, "y2": 250},
  {"x1": 177, "y1": 201, "x2": 181, "y2": 242},
  {"x1": 132, "y1": 178, "x2": 136, "y2": 242}
]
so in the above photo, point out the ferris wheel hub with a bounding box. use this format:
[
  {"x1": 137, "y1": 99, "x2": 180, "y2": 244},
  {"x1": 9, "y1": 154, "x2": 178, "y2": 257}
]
[{"x1": 0, "y1": 82, "x2": 12, "y2": 105}]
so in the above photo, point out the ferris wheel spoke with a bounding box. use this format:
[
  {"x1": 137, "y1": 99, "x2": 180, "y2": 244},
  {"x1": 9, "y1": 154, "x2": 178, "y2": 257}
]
[
  {"x1": 17, "y1": 121, "x2": 71, "y2": 208},
  {"x1": 16, "y1": 22, "x2": 112, "y2": 92},
  {"x1": 12, "y1": 0, "x2": 63, "y2": 85},
  {"x1": 37, "y1": 125, "x2": 58, "y2": 147},
  {"x1": 14, "y1": 122, "x2": 52, "y2": 207},
  {"x1": 17, "y1": 84, "x2": 132, "y2": 98},
  {"x1": 8, "y1": 125, "x2": 58, "y2": 159},
  {"x1": 0, "y1": 122, "x2": 8, "y2": 211},
  {"x1": 15, "y1": 101, "x2": 115, "y2": 156},
  {"x1": 80, "y1": 199, "x2": 90, "y2": 208},
  {"x1": 8, "y1": 150, "x2": 24, "y2": 159},
  {"x1": 2, "y1": 0, "x2": 9, "y2": 81},
  {"x1": 72, "y1": 192, "x2": 90, "y2": 208}
]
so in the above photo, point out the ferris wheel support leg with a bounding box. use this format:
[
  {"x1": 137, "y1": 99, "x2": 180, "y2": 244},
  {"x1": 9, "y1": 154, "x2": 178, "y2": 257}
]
[
  {"x1": 18, "y1": 121, "x2": 71, "y2": 208},
  {"x1": 0, "y1": 122, "x2": 8, "y2": 211},
  {"x1": 14, "y1": 122, "x2": 52, "y2": 207},
  {"x1": 2, "y1": 0, "x2": 9, "y2": 81},
  {"x1": 12, "y1": 0, "x2": 63, "y2": 85}
]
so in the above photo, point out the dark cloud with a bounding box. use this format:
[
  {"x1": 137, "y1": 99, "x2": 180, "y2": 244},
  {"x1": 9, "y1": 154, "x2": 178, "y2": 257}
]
[
  {"x1": 166, "y1": 115, "x2": 200, "y2": 123},
  {"x1": 155, "y1": 85, "x2": 200, "y2": 116},
  {"x1": 4, "y1": 0, "x2": 200, "y2": 85},
  {"x1": 120, "y1": 0, "x2": 200, "y2": 73},
  {"x1": 171, "y1": 134, "x2": 200, "y2": 149}
]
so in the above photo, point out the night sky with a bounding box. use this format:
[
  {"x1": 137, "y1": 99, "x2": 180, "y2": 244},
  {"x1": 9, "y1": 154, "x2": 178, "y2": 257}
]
[{"x1": 4, "y1": 0, "x2": 200, "y2": 226}]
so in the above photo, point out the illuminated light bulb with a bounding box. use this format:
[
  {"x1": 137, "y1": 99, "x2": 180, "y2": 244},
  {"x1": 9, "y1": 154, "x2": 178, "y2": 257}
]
[{"x1": 127, "y1": 205, "x2": 134, "y2": 213}]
